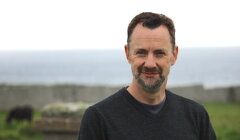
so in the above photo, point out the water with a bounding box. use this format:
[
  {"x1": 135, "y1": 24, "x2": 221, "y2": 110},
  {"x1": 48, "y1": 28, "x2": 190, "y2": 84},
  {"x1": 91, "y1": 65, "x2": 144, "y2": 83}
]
[{"x1": 0, "y1": 47, "x2": 240, "y2": 88}]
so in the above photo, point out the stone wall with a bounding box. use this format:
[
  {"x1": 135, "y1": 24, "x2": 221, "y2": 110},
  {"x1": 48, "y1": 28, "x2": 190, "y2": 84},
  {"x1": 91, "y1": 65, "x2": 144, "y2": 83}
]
[{"x1": 0, "y1": 84, "x2": 239, "y2": 111}]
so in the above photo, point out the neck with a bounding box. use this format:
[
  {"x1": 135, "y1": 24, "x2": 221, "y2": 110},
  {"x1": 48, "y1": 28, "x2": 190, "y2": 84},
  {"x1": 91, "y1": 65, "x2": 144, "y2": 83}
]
[{"x1": 127, "y1": 80, "x2": 167, "y2": 105}]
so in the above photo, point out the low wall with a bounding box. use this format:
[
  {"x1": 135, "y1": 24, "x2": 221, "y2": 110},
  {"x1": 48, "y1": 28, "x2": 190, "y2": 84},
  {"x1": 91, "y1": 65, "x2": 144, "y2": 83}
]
[{"x1": 0, "y1": 84, "x2": 239, "y2": 111}]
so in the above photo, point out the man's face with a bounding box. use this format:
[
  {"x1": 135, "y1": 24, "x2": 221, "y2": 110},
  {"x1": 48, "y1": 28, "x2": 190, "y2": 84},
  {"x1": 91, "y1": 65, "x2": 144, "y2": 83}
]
[{"x1": 125, "y1": 24, "x2": 178, "y2": 94}]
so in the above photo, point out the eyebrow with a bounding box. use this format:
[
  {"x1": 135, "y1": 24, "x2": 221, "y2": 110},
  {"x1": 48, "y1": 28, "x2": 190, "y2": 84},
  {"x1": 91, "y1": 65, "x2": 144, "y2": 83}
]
[
  {"x1": 154, "y1": 49, "x2": 167, "y2": 52},
  {"x1": 134, "y1": 47, "x2": 167, "y2": 52}
]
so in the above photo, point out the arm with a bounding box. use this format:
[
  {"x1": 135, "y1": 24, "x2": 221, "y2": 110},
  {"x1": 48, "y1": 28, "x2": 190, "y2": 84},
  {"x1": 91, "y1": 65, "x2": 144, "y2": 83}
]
[
  {"x1": 78, "y1": 106, "x2": 107, "y2": 140},
  {"x1": 199, "y1": 107, "x2": 216, "y2": 140}
]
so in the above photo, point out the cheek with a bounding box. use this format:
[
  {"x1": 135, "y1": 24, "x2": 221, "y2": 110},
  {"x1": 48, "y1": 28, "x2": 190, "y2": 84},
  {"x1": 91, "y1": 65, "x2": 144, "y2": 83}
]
[
  {"x1": 132, "y1": 62, "x2": 140, "y2": 73},
  {"x1": 130, "y1": 61, "x2": 144, "y2": 75},
  {"x1": 131, "y1": 58, "x2": 144, "y2": 68},
  {"x1": 156, "y1": 59, "x2": 172, "y2": 73},
  {"x1": 156, "y1": 58, "x2": 172, "y2": 67}
]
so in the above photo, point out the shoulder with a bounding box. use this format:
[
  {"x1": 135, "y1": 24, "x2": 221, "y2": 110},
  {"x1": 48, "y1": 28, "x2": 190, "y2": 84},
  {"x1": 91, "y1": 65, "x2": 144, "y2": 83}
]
[
  {"x1": 94, "y1": 88, "x2": 125, "y2": 107},
  {"x1": 166, "y1": 90, "x2": 207, "y2": 115},
  {"x1": 85, "y1": 87, "x2": 127, "y2": 115},
  {"x1": 166, "y1": 90, "x2": 211, "y2": 130},
  {"x1": 166, "y1": 90, "x2": 216, "y2": 139}
]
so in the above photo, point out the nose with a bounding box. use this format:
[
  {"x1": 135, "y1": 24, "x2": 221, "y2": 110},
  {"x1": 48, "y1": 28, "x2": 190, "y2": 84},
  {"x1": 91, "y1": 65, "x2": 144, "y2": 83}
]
[{"x1": 144, "y1": 54, "x2": 157, "y2": 68}]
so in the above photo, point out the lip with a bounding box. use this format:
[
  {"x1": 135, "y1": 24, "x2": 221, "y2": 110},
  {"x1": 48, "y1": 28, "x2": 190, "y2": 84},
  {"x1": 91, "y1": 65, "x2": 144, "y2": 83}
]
[{"x1": 142, "y1": 72, "x2": 159, "y2": 77}]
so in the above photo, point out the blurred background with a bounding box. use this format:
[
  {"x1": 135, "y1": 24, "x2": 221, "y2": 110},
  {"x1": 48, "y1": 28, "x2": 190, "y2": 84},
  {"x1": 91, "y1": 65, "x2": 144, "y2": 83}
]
[{"x1": 0, "y1": 0, "x2": 239, "y2": 140}]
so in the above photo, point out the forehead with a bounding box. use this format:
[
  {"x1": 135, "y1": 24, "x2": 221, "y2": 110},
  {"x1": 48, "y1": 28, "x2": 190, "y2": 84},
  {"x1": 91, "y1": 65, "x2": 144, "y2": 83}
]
[{"x1": 129, "y1": 24, "x2": 171, "y2": 48}]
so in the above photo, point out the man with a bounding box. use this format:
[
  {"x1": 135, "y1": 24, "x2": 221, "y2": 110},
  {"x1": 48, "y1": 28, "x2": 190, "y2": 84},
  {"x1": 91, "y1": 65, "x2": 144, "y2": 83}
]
[{"x1": 78, "y1": 12, "x2": 216, "y2": 140}]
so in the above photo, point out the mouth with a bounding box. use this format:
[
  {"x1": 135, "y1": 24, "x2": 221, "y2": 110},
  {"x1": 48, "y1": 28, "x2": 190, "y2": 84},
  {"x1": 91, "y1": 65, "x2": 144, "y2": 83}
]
[
  {"x1": 137, "y1": 63, "x2": 162, "y2": 79},
  {"x1": 142, "y1": 72, "x2": 159, "y2": 77}
]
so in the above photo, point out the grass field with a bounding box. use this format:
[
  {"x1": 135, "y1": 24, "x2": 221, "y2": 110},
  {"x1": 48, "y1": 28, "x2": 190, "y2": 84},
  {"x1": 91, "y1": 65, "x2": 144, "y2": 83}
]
[
  {"x1": 0, "y1": 111, "x2": 43, "y2": 140},
  {"x1": 0, "y1": 102, "x2": 239, "y2": 140},
  {"x1": 204, "y1": 102, "x2": 240, "y2": 140}
]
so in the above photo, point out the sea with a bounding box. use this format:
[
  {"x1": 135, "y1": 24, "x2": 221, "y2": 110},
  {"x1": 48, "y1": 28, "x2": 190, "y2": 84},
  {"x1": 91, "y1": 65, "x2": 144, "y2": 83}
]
[{"x1": 0, "y1": 47, "x2": 240, "y2": 88}]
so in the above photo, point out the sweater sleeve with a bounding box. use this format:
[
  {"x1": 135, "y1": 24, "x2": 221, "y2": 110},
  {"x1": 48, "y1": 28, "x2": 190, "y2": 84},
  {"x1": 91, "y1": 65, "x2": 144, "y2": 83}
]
[
  {"x1": 199, "y1": 107, "x2": 216, "y2": 140},
  {"x1": 77, "y1": 106, "x2": 107, "y2": 140}
]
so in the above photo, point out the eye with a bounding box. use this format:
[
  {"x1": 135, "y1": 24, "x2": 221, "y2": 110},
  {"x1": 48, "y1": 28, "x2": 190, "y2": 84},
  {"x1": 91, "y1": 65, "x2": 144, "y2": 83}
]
[
  {"x1": 135, "y1": 49, "x2": 147, "y2": 57},
  {"x1": 154, "y1": 50, "x2": 165, "y2": 57}
]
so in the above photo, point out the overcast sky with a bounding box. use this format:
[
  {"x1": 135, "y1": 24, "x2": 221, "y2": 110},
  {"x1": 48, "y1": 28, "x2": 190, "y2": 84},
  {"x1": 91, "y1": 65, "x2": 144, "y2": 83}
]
[{"x1": 0, "y1": 0, "x2": 239, "y2": 50}]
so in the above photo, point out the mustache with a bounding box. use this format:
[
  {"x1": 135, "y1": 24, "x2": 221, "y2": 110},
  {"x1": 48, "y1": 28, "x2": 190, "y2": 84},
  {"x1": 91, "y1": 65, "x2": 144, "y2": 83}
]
[{"x1": 137, "y1": 63, "x2": 162, "y2": 75}]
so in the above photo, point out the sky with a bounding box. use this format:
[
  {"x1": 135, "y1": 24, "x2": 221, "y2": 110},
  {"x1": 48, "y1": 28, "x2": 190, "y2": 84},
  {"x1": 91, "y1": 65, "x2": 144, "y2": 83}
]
[{"x1": 0, "y1": 0, "x2": 239, "y2": 51}]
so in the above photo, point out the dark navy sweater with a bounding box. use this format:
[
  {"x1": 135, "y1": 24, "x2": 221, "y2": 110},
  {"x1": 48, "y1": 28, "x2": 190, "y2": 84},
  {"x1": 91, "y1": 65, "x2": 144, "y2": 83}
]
[{"x1": 78, "y1": 88, "x2": 216, "y2": 140}]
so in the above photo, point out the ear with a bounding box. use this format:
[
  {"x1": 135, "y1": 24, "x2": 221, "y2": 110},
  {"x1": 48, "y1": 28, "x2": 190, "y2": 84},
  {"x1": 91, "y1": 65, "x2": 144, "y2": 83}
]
[
  {"x1": 124, "y1": 45, "x2": 131, "y2": 63},
  {"x1": 171, "y1": 46, "x2": 178, "y2": 66}
]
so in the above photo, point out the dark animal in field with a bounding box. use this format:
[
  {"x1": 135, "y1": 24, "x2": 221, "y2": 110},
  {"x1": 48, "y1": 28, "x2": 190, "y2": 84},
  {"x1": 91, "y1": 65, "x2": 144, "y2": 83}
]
[{"x1": 6, "y1": 105, "x2": 33, "y2": 124}]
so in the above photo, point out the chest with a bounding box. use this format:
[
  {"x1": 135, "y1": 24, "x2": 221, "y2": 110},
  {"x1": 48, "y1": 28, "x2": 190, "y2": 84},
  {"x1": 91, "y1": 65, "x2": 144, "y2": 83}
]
[{"x1": 104, "y1": 113, "x2": 199, "y2": 140}]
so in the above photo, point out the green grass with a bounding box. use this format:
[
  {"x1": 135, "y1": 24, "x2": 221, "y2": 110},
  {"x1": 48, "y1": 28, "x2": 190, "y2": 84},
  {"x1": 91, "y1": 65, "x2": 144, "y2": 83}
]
[
  {"x1": 0, "y1": 103, "x2": 239, "y2": 140},
  {"x1": 0, "y1": 111, "x2": 43, "y2": 140},
  {"x1": 204, "y1": 102, "x2": 240, "y2": 140}
]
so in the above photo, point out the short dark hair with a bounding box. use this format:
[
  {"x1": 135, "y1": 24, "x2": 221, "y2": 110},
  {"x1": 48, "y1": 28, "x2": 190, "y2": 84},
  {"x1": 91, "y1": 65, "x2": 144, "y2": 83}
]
[{"x1": 127, "y1": 12, "x2": 176, "y2": 47}]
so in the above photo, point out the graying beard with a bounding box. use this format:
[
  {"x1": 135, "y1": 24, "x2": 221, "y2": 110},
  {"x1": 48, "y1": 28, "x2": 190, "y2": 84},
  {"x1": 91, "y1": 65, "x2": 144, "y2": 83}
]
[{"x1": 136, "y1": 75, "x2": 165, "y2": 94}]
